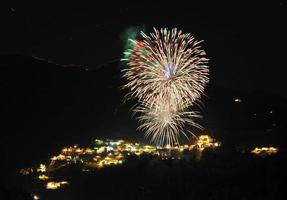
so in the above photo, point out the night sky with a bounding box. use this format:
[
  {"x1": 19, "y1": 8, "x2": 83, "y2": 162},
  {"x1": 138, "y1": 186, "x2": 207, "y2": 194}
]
[{"x1": 2, "y1": 2, "x2": 287, "y2": 97}]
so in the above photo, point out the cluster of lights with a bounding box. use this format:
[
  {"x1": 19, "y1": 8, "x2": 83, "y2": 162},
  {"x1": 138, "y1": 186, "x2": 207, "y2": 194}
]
[
  {"x1": 20, "y1": 135, "x2": 220, "y2": 190},
  {"x1": 19, "y1": 168, "x2": 33, "y2": 175},
  {"x1": 46, "y1": 181, "x2": 69, "y2": 190},
  {"x1": 251, "y1": 147, "x2": 278, "y2": 157},
  {"x1": 50, "y1": 145, "x2": 95, "y2": 166},
  {"x1": 37, "y1": 164, "x2": 47, "y2": 173},
  {"x1": 196, "y1": 135, "x2": 220, "y2": 151},
  {"x1": 19, "y1": 135, "x2": 281, "y2": 193},
  {"x1": 38, "y1": 174, "x2": 49, "y2": 180}
]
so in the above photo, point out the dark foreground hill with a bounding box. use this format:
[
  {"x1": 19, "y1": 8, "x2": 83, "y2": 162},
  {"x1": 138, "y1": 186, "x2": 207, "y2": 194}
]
[{"x1": 1, "y1": 55, "x2": 287, "y2": 199}]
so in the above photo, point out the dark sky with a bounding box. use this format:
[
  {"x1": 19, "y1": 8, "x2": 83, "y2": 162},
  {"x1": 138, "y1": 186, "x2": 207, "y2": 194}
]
[{"x1": 1, "y1": 2, "x2": 287, "y2": 97}]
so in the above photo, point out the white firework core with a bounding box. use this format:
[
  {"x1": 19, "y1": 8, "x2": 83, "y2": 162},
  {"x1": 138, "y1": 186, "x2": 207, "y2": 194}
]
[{"x1": 164, "y1": 62, "x2": 175, "y2": 78}]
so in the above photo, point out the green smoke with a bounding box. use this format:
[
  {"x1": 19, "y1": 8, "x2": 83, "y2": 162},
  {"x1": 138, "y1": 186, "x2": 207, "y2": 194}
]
[{"x1": 120, "y1": 25, "x2": 146, "y2": 61}]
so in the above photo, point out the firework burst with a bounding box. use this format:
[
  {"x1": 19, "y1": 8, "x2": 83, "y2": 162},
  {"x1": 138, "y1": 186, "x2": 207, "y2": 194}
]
[
  {"x1": 134, "y1": 99, "x2": 202, "y2": 146},
  {"x1": 122, "y1": 27, "x2": 209, "y2": 146}
]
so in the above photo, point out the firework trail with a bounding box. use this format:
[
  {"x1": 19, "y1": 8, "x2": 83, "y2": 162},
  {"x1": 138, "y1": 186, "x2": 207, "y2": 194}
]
[{"x1": 122, "y1": 28, "x2": 209, "y2": 146}]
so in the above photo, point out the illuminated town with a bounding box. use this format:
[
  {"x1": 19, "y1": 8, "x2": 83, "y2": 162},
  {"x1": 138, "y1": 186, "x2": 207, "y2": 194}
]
[
  {"x1": 19, "y1": 135, "x2": 279, "y2": 191},
  {"x1": 20, "y1": 135, "x2": 220, "y2": 190}
]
